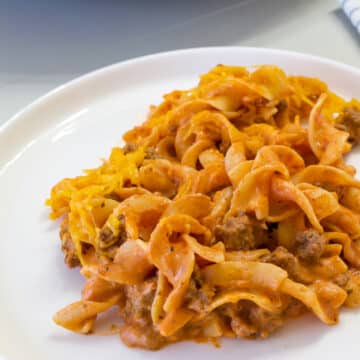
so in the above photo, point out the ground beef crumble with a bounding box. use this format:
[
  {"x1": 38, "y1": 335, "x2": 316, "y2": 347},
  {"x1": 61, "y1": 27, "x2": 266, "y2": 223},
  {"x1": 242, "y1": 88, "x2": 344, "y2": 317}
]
[
  {"x1": 59, "y1": 217, "x2": 80, "y2": 268},
  {"x1": 214, "y1": 214, "x2": 268, "y2": 251}
]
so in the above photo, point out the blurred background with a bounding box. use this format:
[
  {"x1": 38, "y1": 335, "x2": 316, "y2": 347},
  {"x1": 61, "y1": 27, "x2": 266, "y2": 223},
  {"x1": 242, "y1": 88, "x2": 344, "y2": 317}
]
[{"x1": 1, "y1": 0, "x2": 359, "y2": 123}]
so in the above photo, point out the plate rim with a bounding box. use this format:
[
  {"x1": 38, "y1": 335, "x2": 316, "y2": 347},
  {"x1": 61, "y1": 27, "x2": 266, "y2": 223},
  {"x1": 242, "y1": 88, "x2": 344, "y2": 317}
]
[{"x1": 1, "y1": 45, "x2": 360, "y2": 135}]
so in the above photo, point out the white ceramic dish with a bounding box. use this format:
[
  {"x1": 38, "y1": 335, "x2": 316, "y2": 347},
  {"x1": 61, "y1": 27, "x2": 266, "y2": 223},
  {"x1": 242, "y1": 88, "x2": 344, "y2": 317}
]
[{"x1": 0, "y1": 47, "x2": 359, "y2": 360}]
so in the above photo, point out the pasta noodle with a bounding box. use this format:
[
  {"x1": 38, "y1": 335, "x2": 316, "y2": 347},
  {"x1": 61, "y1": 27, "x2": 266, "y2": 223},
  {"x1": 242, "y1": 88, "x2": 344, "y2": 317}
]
[{"x1": 47, "y1": 64, "x2": 360, "y2": 350}]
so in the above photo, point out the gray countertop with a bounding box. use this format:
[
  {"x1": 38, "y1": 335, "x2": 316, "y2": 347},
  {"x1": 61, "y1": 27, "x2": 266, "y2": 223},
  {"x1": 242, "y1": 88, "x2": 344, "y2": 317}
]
[{"x1": 1, "y1": 0, "x2": 359, "y2": 125}]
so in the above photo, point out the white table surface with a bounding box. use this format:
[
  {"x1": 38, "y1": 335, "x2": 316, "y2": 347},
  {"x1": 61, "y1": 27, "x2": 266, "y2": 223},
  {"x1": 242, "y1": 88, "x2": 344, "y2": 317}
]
[{"x1": 1, "y1": 0, "x2": 359, "y2": 125}]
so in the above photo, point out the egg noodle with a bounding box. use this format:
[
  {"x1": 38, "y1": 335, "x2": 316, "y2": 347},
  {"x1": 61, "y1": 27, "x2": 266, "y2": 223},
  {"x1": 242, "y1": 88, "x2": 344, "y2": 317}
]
[{"x1": 47, "y1": 65, "x2": 360, "y2": 350}]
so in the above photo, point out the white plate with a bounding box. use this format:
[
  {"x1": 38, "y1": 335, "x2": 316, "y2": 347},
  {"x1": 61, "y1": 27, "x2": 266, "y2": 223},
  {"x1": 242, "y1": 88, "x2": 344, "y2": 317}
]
[{"x1": 1, "y1": 47, "x2": 359, "y2": 360}]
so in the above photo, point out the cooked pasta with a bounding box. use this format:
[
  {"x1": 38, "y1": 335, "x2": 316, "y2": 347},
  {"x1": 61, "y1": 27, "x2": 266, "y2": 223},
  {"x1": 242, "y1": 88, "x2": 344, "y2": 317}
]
[{"x1": 47, "y1": 64, "x2": 360, "y2": 350}]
